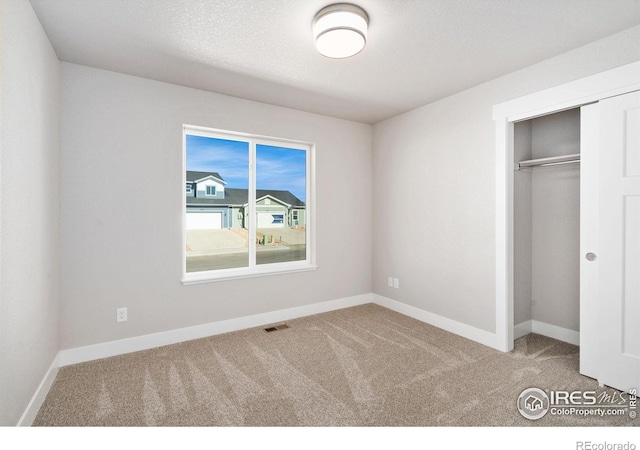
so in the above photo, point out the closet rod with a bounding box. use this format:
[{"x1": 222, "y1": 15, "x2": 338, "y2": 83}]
[{"x1": 516, "y1": 153, "x2": 580, "y2": 170}]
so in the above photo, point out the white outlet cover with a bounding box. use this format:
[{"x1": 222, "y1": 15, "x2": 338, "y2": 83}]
[{"x1": 116, "y1": 307, "x2": 127, "y2": 322}]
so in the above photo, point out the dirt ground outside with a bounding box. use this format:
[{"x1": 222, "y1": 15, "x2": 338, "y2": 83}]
[{"x1": 186, "y1": 228, "x2": 305, "y2": 255}]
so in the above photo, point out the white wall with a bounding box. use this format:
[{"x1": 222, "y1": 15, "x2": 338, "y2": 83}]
[
  {"x1": 531, "y1": 109, "x2": 581, "y2": 331},
  {"x1": 372, "y1": 25, "x2": 640, "y2": 334},
  {"x1": 514, "y1": 109, "x2": 581, "y2": 332},
  {"x1": 59, "y1": 63, "x2": 372, "y2": 349},
  {"x1": 0, "y1": 0, "x2": 61, "y2": 425},
  {"x1": 513, "y1": 121, "x2": 532, "y2": 326}
]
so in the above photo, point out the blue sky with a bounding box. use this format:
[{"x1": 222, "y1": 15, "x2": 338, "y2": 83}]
[{"x1": 186, "y1": 135, "x2": 306, "y2": 201}]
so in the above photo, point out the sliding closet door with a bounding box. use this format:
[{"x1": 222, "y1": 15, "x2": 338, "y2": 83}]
[
  {"x1": 579, "y1": 103, "x2": 600, "y2": 381},
  {"x1": 582, "y1": 90, "x2": 640, "y2": 393}
]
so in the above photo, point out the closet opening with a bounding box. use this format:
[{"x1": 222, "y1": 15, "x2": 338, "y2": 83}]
[
  {"x1": 512, "y1": 108, "x2": 581, "y2": 346},
  {"x1": 494, "y1": 62, "x2": 640, "y2": 390}
]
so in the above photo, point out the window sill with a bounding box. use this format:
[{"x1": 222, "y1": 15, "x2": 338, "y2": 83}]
[{"x1": 182, "y1": 262, "x2": 317, "y2": 285}]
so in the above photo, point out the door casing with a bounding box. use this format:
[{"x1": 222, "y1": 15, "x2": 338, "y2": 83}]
[{"x1": 492, "y1": 61, "x2": 640, "y2": 352}]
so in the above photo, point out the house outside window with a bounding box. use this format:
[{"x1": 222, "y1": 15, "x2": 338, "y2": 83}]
[{"x1": 183, "y1": 125, "x2": 315, "y2": 283}]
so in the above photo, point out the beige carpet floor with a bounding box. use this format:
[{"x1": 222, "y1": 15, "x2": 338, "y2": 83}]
[{"x1": 33, "y1": 304, "x2": 637, "y2": 426}]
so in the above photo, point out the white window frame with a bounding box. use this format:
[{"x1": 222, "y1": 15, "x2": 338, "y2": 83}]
[
  {"x1": 186, "y1": 183, "x2": 193, "y2": 194},
  {"x1": 182, "y1": 125, "x2": 316, "y2": 284},
  {"x1": 205, "y1": 185, "x2": 216, "y2": 196}
]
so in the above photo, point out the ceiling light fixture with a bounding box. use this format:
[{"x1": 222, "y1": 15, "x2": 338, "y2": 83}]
[{"x1": 313, "y1": 3, "x2": 369, "y2": 59}]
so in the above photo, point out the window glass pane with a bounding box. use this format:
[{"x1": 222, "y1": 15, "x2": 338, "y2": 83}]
[
  {"x1": 185, "y1": 135, "x2": 249, "y2": 272},
  {"x1": 255, "y1": 144, "x2": 306, "y2": 265}
]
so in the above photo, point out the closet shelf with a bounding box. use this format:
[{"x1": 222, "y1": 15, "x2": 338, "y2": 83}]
[{"x1": 516, "y1": 153, "x2": 580, "y2": 170}]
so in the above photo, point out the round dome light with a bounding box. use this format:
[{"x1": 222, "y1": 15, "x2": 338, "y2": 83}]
[{"x1": 313, "y1": 4, "x2": 369, "y2": 59}]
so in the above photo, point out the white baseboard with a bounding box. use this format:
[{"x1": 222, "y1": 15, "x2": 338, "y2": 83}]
[
  {"x1": 21, "y1": 293, "x2": 371, "y2": 425},
  {"x1": 24, "y1": 293, "x2": 501, "y2": 425},
  {"x1": 33, "y1": 293, "x2": 579, "y2": 425},
  {"x1": 514, "y1": 320, "x2": 533, "y2": 340},
  {"x1": 514, "y1": 319, "x2": 580, "y2": 346},
  {"x1": 372, "y1": 294, "x2": 500, "y2": 350},
  {"x1": 17, "y1": 354, "x2": 60, "y2": 426},
  {"x1": 58, "y1": 293, "x2": 372, "y2": 367}
]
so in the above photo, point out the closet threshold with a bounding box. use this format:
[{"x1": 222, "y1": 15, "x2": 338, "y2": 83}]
[{"x1": 516, "y1": 153, "x2": 580, "y2": 170}]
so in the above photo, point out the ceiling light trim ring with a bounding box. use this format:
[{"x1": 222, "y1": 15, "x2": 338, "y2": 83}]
[{"x1": 312, "y1": 3, "x2": 369, "y2": 27}]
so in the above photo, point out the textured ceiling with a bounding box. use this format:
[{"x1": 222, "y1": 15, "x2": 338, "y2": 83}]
[{"x1": 29, "y1": 0, "x2": 640, "y2": 124}]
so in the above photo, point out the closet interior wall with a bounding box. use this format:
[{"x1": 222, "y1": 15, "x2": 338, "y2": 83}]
[{"x1": 514, "y1": 108, "x2": 581, "y2": 338}]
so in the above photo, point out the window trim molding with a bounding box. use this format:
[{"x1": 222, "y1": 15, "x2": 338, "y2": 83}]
[{"x1": 182, "y1": 125, "x2": 317, "y2": 284}]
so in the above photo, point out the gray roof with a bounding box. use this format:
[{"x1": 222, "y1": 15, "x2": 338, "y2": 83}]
[
  {"x1": 186, "y1": 171, "x2": 225, "y2": 183},
  {"x1": 187, "y1": 188, "x2": 305, "y2": 207}
]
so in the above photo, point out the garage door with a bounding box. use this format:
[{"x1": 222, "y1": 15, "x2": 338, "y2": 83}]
[
  {"x1": 186, "y1": 212, "x2": 223, "y2": 229},
  {"x1": 257, "y1": 212, "x2": 285, "y2": 228}
]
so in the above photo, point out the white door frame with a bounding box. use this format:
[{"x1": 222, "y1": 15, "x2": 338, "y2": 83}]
[{"x1": 492, "y1": 61, "x2": 640, "y2": 352}]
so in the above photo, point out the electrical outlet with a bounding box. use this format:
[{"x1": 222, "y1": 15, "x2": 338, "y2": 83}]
[
  {"x1": 116, "y1": 307, "x2": 127, "y2": 323},
  {"x1": 393, "y1": 278, "x2": 399, "y2": 289},
  {"x1": 388, "y1": 276, "x2": 394, "y2": 287}
]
